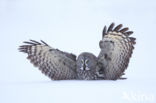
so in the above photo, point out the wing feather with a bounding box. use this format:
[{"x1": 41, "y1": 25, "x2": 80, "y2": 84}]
[
  {"x1": 102, "y1": 26, "x2": 107, "y2": 38},
  {"x1": 98, "y1": 23, "x2": 136, "y2": 80},
  {"x1": 114, "y1": 24, "x2": 123, "y2": 32},
  {"x1": 19, "y1": 40, "x2": 77, "y2": 80},
  {"x1": 107, "y1": 23, "x2": 115, "y2": 32}
]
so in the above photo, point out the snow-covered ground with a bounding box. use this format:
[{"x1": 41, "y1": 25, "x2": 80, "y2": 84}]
[
  {"x1": 0, "y1": 0, "x2": 156, "y2": 103},
  {"x1": 1, "y1": 79, "x2": 155, "y2": 103}
]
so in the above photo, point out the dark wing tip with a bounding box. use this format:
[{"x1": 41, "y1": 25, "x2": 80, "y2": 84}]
[
  {"x1": 119, "y1": 27, "x2": 129, "y2": 33},
  {"x1": 113, "y1": 24, "x2": 123, "y2": 32},
  {"x1": 102, "y1": 22, "x2": 115, "y2": 38},
  {"x1": 18, "y1": 45, "x2": 29, "y2": 53},
  {"x1": 125, "y1": 31, "x2": 134, "y2": 36},
  {"x1": 40, "y1": 40, "x2": 49, "y2": 46},
  {"x1": 107, "y1": 23, "x2": 134, "y2": 37},
  {"x1": 22, "y1": 40, "x2": 49, "y2": 46},
  {"x1": 19, "y1": 40, "x2": 49, "y2": 54},
  {"x1": 130, "y1": 37, "x2": 136, "y2": 44},
  {"x1": 23, "y1": 41, "x2": 36, "y2": 45},
  {"x1": 102, "y1": 26, "x2": 107, "y2": 38},
  {"x1": 107, "y1": 22, "x2": 115, "y2": 32},
  {"x1": 29, "y1": 40, "x2": 41, "y2": 45}
]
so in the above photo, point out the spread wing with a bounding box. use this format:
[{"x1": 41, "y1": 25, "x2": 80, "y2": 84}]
[
  {"x1": 98, "y1": 23, "x2": 136, "y2": 80},
  {"x1": 19, "y1": 40, "x2": 77, "y2": 80}
]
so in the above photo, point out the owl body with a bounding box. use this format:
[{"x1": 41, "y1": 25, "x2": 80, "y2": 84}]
[{"x1": 19, "y1": 23, "x2": 136, "y2": 80}]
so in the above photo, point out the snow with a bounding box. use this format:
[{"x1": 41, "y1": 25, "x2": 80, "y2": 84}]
[
  {"x1": 1, "y1": 79, "x2": 155, "y2": 103},
  {"x1": 0, "y1": 0, "x2": 156, "y2": 103}
]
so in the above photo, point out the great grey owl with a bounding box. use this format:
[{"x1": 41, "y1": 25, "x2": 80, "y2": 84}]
[{"x1": 19, "y1": 23, "x2": 136, "y2": 80}]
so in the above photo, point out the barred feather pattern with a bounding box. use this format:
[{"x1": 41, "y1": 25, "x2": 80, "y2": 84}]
[
  {"x1": 98, "y1": 23, "x2": 136, "y2": 80},
  {"x1": 19, "y1": 40, "x2": 77, "y2": 80}
]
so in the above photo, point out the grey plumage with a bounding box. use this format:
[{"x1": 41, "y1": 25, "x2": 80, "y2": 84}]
[
  {"x1": 98, "y1": 23, "x2": 136, "y2": 80},
  {"x1": 19, "y1": 23, "x2": 136, "y2": 80},
  {"x1": 19, "y1": 40, "x2": 77, "y2": 80},
  {"x1": 76, "y1": 52, "x2": 103, "y2": 80}
]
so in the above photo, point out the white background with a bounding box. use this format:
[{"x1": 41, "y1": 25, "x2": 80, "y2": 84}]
[{"x1": 0, "y1": 0, "x2": 156, "y2": 103}]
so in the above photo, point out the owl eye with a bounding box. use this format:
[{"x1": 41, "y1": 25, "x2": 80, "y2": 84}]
[
  {"x1": 85, "y1": 59, "x2": 89, "y2": 64},
  {"x1": 81, "y1": 59, "x2": 84, "y2": 64}
]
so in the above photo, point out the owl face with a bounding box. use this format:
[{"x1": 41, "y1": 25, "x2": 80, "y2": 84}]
[
  {"x1": 80, "y1": 58, "x2": 90, "y2": 70},
  {"x1": 76, "y1": 52, "x2": 98, "y2": 80},
  {"x1": 76, "y1": 52, "x2": 97, "y2": 71}
]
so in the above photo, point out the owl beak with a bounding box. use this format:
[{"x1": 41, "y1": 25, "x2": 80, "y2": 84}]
[{"x1": 83, "y1": 64, "x2": 86, "y2": 70}]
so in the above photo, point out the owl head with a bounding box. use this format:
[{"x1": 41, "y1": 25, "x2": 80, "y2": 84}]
[{"x1": 76, "y1": 52, "x2": 97, "y2": 71}]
